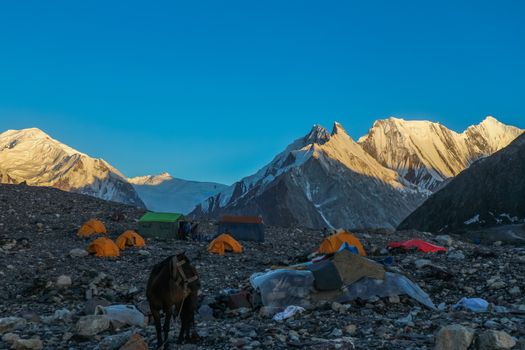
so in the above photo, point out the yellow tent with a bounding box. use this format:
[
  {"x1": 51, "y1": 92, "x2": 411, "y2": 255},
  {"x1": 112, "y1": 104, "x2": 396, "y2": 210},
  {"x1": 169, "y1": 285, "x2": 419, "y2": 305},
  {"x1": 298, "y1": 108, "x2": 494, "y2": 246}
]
[
  {"x1": 115, "y1": 230, "x2": 146, "y2": 250},
  {"x1": 78, "y1": 219, "x2": 107, "y2": 238},
  {"x1": 318, "y1": 231, "x2": 366, "y2": 256},
  {"x1": 208, "y1": 233, "x2": 243, "y2": 255},
  {"x1": 87, "y1": 237, "x2": 120, "y2": 257}
]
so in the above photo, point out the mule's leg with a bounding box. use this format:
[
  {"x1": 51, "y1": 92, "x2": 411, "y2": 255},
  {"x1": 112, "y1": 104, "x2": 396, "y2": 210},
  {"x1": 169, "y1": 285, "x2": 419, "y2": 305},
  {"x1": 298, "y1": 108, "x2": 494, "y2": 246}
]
[
  {"x1": 151, "y1": 308, "x2": 163, "y2": 349},
  {"x1": 188, "y1": 292, "x2": 200, "y2": 342},
  {"x1": 175, "y1": 301, "x2": 185, "y2": 344},
  {"x1": 182, "y1": 297, "x2": 195, "y2": 342},
  {"x1": 163, "y1": 307, "x2": 173, "y2": 349}
]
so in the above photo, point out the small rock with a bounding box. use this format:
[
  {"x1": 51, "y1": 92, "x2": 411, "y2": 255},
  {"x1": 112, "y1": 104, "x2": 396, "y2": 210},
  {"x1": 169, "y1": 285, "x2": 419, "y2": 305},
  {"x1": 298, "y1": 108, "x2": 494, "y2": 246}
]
[
  {"x1": 477, "y1": 330, "x2": 516, "y2": 350},
  {"x1": 331, "y1": 302, "x2": 351, "y2": 313},
  {"x1": 508, "y1": 286, "x2": 521, "y2": 296},
  {"x1": 493, "y1": 241, "x2": 502, "y2": 246},
  {"x1": 330, "y1": 328, "x2": 343, "y2": 337},
  {"x1": 138, "y1": 250, "x2": 151, "y2": 256},
  {"x1": 250, "y1": 340, "x2": 261, "y2": 347},
  {"x1": 483, "y1": 320, "x2": 499, "y2": 329},
  {"x1": 69, "y1": 248, "x2": 88, "y2": 258},
  {"x1": 414, "y1": 259, "x2": 432, "y2": 269},
  {"x1": 388, "y1": 295, "x2": 400, "y2": 304},
  {"x1": 434, "y1": 324, "x2": 475, "y2": 350},
  {"x1": 0, "y1": 317, "x2": 27, "y2": 334},
  {"x1": 53, "y1": 308, "x2": 72, "y2": 322},
  {"x1": 344, "y1": 324, "x2": 357, "y2": 335},
  {"x1": 490, "y1": 281, "x2": 507, "y2": 290},
  {"x1": 55, "y1": 275, "x2": 72, "y2": 289},
  {"x1": 435, "y1": 235, "x2": 453, "y2": 246},
  {"x1": 447, "y1": 250, "x2": 465, "y2": 261},
  {"x1": 75, "y1": 315, "x2": 110, "y2": 337},
  {"x1": 99, "y1": 330, "x2": 132, "y2": 350}
]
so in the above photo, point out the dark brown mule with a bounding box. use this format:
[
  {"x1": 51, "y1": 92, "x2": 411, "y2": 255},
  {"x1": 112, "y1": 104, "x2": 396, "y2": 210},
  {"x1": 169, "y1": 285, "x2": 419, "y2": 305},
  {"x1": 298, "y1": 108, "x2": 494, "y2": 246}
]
[{"x1": 146, "y1": 253, "x2": 200, "y2": 349}]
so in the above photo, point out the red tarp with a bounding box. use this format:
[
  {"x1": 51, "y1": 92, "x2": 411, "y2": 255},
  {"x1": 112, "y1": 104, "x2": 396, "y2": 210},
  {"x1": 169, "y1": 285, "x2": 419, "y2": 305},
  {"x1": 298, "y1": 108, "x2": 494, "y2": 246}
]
[{"x1": 388, "y1": 239, "x2": 448, "y2": 253}]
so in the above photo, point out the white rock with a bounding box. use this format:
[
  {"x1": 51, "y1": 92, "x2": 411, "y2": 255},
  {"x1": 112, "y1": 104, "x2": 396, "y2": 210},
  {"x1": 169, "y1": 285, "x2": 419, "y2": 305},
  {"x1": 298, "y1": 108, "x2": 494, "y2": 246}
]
[
  {"x1": 69, "y1": 248, "x2": 88, "y2": 258},
  {"x1": 477, "y1": 330, "x2": 516, "y2": 350},
  {"x1": 75, "y1": 315, "x2": 110, "y2": 337},
  {"x1": 56, "y1": 275, "x2": 72, "y2": 289},
  {"x1": 434, "y1": 324, "x2": 475, "y2": 350}
]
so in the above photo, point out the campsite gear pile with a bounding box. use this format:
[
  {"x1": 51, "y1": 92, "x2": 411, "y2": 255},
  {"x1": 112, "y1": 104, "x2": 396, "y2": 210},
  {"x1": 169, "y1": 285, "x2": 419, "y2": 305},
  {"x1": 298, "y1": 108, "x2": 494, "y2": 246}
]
[
  {"x1": 248, "y1": 230, "x2": 437, "y2": 316},
  {"x1": 77, "y1": 219, "x2": 146, "y2": 258}
]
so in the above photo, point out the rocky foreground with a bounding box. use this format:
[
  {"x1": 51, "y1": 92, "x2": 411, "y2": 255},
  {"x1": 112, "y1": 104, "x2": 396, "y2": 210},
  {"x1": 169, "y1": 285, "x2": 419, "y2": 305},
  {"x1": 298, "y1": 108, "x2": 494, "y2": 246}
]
[{"x1": 0, "y1": 184, "x2": 524, "y2": 349}]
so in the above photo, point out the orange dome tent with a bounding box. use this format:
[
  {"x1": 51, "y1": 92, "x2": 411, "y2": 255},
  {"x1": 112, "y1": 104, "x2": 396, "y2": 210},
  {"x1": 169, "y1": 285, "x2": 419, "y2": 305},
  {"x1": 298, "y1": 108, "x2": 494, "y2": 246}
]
[
  {"x1": 78, "y1": 219, "x2": 107, "y2": 237},
  {"x1": 318, "y1": 231, "x2": 366, "y2": 256},
  {"x1": 87, "y1": 237, "x2": 120, "y2": 257},
  {"x1": 208, "y1": 233, "x2": 243, "y2": 255},
  {"x1": 115, "y1": 230, "x2": 146, "y2": 250}
]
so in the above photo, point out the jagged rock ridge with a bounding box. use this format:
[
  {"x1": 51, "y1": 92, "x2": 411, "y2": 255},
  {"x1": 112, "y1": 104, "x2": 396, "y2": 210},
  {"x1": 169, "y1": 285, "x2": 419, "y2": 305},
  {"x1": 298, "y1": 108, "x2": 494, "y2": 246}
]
[
  {"x1": 398, "y1": 132, "x2": 525, "y2": 233},
  {"x1": 192, "y1": 123, "x2": 426, "y2": 229}
]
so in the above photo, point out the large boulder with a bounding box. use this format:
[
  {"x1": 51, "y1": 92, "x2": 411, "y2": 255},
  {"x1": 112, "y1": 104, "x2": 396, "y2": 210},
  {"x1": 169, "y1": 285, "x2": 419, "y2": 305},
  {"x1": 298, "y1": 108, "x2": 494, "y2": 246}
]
[
  {"x1": 477, "y1": 330, "x2": 516, "y2": 350},
  {"x1": 1, "y1": 333, "x2": 43, "y2": 350},
  {"x1": 75, "y1": 315, "x2": 110, "y2": 337},
  {"x1": 434, "y1": 324, "x2": 475, "y2": 350}
]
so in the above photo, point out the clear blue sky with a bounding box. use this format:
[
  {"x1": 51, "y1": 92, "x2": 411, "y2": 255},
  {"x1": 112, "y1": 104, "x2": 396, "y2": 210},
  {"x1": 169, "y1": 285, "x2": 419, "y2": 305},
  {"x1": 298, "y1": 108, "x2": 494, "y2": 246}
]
[{"x1": 0, "y1": 1, "x2": 523, "y2": 184}]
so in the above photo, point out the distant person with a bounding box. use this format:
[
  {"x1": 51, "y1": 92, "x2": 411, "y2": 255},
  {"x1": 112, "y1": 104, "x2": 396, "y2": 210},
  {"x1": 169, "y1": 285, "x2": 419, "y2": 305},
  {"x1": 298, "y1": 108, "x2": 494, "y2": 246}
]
[{"x1": 191, "y1": 222, "x2": 199, "y2": 240}]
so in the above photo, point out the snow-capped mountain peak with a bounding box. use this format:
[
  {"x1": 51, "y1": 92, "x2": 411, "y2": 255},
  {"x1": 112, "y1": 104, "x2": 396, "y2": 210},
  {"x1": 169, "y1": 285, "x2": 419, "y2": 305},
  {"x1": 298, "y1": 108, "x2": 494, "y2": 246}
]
[
  {"x1": 1, "y1": 127, "x2": 84, "y2": 157},
  {"x1": 0, "y1": 127, "x2": 144, "y2": 207},
  {"x1": 331, "y1": 121, "x2": 349, "y2": 137},
  {"x1": 358, "y1": 116, "x2": 523, "y2": 191},
  {"x1": 128, "y1": 172, "x2": 174, "y2": 186},
  {"x1": 464, "y1": 115, "x2": 523, "y2": 153},
  {"x1": 304, "y1": 125, "x2": 330, "y2": 145},
  {"x1": 192, "y1": 121, "x2": 424, "y2": 229}
]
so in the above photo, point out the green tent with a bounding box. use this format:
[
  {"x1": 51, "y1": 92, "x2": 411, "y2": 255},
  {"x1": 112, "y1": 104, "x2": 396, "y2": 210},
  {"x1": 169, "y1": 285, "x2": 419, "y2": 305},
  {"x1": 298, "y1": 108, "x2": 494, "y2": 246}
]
[{"x1": 138, "y1": 212, "x2": 185, "y2": 239}]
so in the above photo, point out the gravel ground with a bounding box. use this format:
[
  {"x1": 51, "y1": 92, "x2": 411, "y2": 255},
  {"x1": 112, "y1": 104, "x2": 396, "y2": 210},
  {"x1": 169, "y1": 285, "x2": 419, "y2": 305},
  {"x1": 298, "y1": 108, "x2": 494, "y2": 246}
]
[{"x1": 0, "y1": 184, "x2": 524, "y2": 349}]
